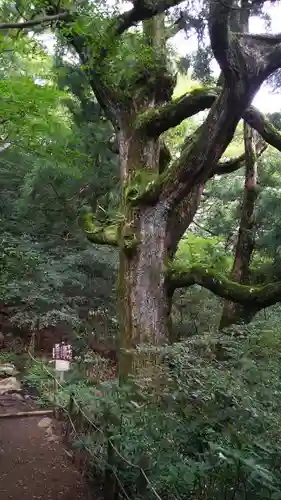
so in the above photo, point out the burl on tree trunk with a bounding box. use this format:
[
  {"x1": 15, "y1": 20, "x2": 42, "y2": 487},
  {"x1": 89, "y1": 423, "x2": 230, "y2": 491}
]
[{"x1": 10, "y1": 0, "x2": 281, "y2": 375}]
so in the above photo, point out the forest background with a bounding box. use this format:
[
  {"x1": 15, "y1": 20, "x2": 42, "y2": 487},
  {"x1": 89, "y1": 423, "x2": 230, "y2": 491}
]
[{"x1": 2, "y1": 0, "x2": 281, "y2": 498}]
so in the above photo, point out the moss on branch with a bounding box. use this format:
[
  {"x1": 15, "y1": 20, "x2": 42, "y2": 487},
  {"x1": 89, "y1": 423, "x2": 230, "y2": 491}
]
[
  {"x1": 135, "y1": 87, "x2": 218, "y2": 136},
  {"x1": 134, "y1": 86, "x2": 281, "y2": 160},
  {"x1": 83, "y1": 213, "x2": 139, "y2": 253},
  {"x1": 244, "y1": 106, "x2": 281, "y2": 152},
  {"x1": 83, "y1": 213, "x2": 119, "y2": 246},
  {"x1": 126, "y1": 152, "x2": 253, "y2": 206},
  {"x1": 125, "y1": 170, "x2": 159, "y2": 204},
  {"x1": 168, "y1": 263, "x2": 281, "y2": 309},
  {"x1": 131, "y1": 97, "x2": 274, "y2": 207}
]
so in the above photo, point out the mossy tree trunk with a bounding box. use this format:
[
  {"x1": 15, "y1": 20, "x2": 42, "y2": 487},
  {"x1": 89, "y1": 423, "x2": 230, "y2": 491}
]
[
  {"x1": 117, "y1": 129, "x2": 172, "y2": 375},
  {"x1": 8, "y1": 0, "x2": 281, "y2": 375},
  {"x1": 71, "y1": 1, "x2": 281, "y2": 376}
]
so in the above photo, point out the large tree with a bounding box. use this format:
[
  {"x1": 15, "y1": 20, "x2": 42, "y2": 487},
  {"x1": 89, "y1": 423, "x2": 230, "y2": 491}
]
[{"x1": 3, "y1": 0, "x2": 281, "y2": 374}]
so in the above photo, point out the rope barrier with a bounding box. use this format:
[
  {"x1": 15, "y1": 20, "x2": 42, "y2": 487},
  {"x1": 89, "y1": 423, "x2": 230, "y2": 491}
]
[
  {"x1": 39, "y1": 376, "x2": 133, "y2": 498},
  {"x1": 27, "y1": 350, "x2": 163, "y2": 500}
]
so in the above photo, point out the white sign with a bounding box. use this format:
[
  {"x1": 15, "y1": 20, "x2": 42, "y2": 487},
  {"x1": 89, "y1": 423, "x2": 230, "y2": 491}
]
[
  {"x1": 52, "y1": 342, "x2": 72, "y2": 361},
  {"x1": 55, "y1": 359, "x2": 70, "y2": 372},
  {"x1": 52, "y1": 342, "x2": 72, "y2": 382}
]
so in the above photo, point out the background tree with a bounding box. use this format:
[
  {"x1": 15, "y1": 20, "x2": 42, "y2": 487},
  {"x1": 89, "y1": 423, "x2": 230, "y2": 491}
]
[{"x1": 0, "y1": 33, "x2": 119, "y2": 349}]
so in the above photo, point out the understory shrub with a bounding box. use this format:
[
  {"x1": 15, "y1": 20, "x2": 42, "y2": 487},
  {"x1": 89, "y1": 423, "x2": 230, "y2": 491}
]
[{"x1": 26, "y1": 325, "x2": 281, "y2": 499}]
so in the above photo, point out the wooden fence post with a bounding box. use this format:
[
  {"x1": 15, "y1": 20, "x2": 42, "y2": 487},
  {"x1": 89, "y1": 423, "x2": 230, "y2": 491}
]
[
  {"x1": 68, "y1": 392, "x2": 74, "y2": 416},
  {"x1": 65, "y1": 392, "x2": 74, "y2": 441},
  {"x1": 53, "y1": 377, "x2": 57, "y2": 404},
  {"x1": 76, "y1": 405, "x2": 83, "y2": 432},
  {"x1": 136, "y1": 454, "x2": 150, "y2": 498},
  {"x1": 104, "y1": 435, "x2": 119, "y2": 500}
]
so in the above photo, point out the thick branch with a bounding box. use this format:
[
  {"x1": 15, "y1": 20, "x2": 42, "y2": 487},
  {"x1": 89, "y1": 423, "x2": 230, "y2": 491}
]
[
  {"x1": 133, "y1": 87, "x2": 274, "y2": 208},
  {"x1": 244, "y1": 106, "x2": 281, "y2": 151},
  {"x1": 208, "y1": 0, "x2": 232, "y2": 76},
  {"x1": 219, "y1": 0, "x2": 255, "y2": 330},
  {"x1": 209, "y1": 0, "x2": 281, "y2": 84},
  {"x1": 0, "y1": 12, "x2": 71, "y2": 30},
  {"x1": 213, "y1": 139, "x2": 266, "y2": 177},
  {"x1": 220, "y1": 125, "x2": 260, "y2": 329},
  {"x1": 168, "y1": 264, "x2": 281, "y2": 309},
  {"x1": 136, "y1": 88, "x2": 281, "y2": 152},
  {"x1": 237, "y1": 33, "x2": 281, "y2": 79},
  {"x1": 83, "y1": 214, "x2": 118, "y2": 247},
  {"x1": 115, "y1": 0, "x2": 185, "y2": 36},
  {"x1": 135, "y1": 87, "x2": 218, "y2": 136},
  {"x1": 134, "y1": 86, "x2": 255, "y2": 208}
]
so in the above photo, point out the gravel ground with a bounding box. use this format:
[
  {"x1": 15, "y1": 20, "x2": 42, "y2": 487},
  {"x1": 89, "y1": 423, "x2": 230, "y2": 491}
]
[{"x1": 0, "y1": 415, "x2": 92, "y2": 500}]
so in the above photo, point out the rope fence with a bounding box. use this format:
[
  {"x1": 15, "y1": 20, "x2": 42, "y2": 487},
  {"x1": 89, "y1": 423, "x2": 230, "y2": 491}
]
[{"x1": 27, "y1": 350, "x2": 163, "y2": 500}]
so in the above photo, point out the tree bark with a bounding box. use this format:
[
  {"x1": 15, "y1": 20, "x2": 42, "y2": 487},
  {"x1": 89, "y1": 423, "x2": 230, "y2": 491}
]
[
  {"x1": 219, "y1": 0, "x2": 260, "y2": 330},
  {"x1": 118, "y1": 205, "x2": 171, "y2": 376},
  {"x1": 117, "y1": 123, "x2": 172, "y2": 377},
  {"x1": 116, "y1": 15, "x2": 178, "y2": 377},
  {"x1": 219, "y1": 124, "x2": 260, "y2": 329}
]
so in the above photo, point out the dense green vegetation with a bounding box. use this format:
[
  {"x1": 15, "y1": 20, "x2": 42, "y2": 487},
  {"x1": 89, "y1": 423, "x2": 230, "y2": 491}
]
[
  {"x1": 2, "y1": 0, "x2": 281, "y2": 498},
  {"x1": 0, "y1": 39, "x2": 119, "y2": 341},
  {"x1": 23, "y1": 323, "x2": 281, "y2": 499}
]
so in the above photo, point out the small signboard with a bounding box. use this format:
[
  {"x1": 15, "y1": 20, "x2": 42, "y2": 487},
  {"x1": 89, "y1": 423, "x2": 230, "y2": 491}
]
[{"x1": 52, "y1": 342, "x2": 72, "y2": 381}]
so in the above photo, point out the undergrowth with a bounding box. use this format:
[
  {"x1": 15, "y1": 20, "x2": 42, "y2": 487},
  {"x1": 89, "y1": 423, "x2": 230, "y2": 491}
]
[{"x1": 24, "y1": 325, "x2": 281, "y2": 499}]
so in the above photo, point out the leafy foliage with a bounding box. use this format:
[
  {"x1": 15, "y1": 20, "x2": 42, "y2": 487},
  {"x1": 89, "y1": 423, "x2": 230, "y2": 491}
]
[
  {"x1": 0, "y1": 34, "x2": 119, "y2": 341},
  {"x1": 26, "y1": 322, "x2": 281, "y2": 499}
]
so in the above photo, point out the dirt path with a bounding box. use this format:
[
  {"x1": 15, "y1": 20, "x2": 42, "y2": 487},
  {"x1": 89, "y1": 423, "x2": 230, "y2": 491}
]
[{"x1": 0, "y1": 415, "x2": 92, "y2": 500}]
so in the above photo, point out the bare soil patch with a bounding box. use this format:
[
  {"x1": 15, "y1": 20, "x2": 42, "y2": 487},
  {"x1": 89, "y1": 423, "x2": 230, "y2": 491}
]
[{"x1": 0, "y1": 415, "x2": 92, "y2": 500}]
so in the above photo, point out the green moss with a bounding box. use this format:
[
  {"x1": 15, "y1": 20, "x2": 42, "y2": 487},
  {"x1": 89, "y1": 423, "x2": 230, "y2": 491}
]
[
  {"x1": 125, "y1": 170, "x2": 159, "y2": 203},
  {"x1": 120, "y1": 235, "x2": 139, "y2": 254},
  {"x1": 130, "y1": 123, "x2": 203, "y2": 206},
  {"x1": 167, "y1": 262, "x2": 281, "y2": 308},
  {"x1": 134, "y1": 107, "x2": 162, "y2": 129},
  {"x1": 83, "y1": 213, "x2": 118, "y2": 246},
  {"x1": 119, "y1": 221, "x2": 139, "y2": 255},
  {"x1": 134, "y1": 85, "x2": 218, "y2": 132},
  {"x1": 103, "y1": 226, "x2": 120, "y2": 243}
]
